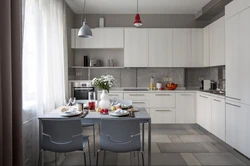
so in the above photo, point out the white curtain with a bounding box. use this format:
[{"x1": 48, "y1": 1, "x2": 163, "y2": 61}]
[{"x1": 22, "y1": 0, "x2": 67, "y2": 114}]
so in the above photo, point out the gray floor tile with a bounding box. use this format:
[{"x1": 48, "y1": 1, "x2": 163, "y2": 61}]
[
  {"x1": 144, "y1": 143, "x2": 161, "y2": 153},
  {"x1": 213, "y1": 143, "x2": 228, "y2": 153},
  {"x1": 180, "y1": 153, "x2": 202, "y2": 166},
  {"x1": 165, "y1": 129, "x2": 190, "y2": 136},
  {"x1": 194, "y1": 153, "x2": 246, "y2": 165},
  {"x1": 169, "y1": 135, "x2": 183, "y2": 143},
  {"x1": 180, "y1": 135, "x2": 216, "y2": 143},
  {"x1": 186, "y1": 129, "x2": 200, "y2": 135},
  {"x1": 143, "y1": 153, "x2": 187, "y2": 166},
  {"x1": 145, "y1": 134, "x2": 171, "y2": 143},
  {"x1": 158, "y1": 143, "x2": 209, "y2": 153},
  {"x1": 201, "y1": 142, "x2": 221, "y2": 153}
]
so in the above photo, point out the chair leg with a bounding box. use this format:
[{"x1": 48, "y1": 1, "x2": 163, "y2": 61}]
[
  {"x1": 88, "y1": 139, "x2": 92, "y2": 166},
  {"x1": 137, "y1": 151, "x2": 140, "y2": 166},
  {"x1": 93, "y1": 125, "x2": 96, "y2": 156},
  {"x1": 96, "y1": 149, "x2": 101, "y2": 166},
  {"x1": 141, "y1": 151, "x2": 144, "y2": 166},
  {"x1": 38, "y1": 150, "x2": 42, "y2": 166},
  {"x1": 103, "y1": 150, "x2": 106, "y2": 166},
  {"x1": 83, "y1": 152, "x2": 87, "y2": 166},
  {"x1": 55, "y1": 152, "x2": 57, "y2": 166}
]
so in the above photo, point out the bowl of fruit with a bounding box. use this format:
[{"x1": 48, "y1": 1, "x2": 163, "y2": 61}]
[{"x1": 166, "y1": 83, "x2": 178, "y2": 90}]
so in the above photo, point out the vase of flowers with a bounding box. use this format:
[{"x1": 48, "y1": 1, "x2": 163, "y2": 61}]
[{"x1": 92, "y1": 75, "x2": 116, "y2": 108}]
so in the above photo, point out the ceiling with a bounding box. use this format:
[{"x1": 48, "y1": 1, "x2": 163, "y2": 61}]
[{"x1": 65, "y1": 0, "x2": 211, "y2": 15}]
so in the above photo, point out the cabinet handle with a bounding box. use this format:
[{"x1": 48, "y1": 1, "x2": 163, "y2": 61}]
[
  {"x1": 200, "y1": 95, "x2": 208, "y2": 98},
  {"x1": 213, "y1": 99, "x2": 221, "y2": 102},
  {"x1": 133, "y1": 101, "x2": 146, "y2": 104},
  {"x1": 155, "y1": 110, "x2": 172, "y2": 112},
  {"x1": 226, "y1": 96, "x2": 241, "y2": 101},
  {"x1": 226, "y1": 102, "x2": 241, "y2": 108},
  {"x1": 180, "y1": 94, "x2": 192, "y2": 96},
  {"x1": 129, "y1": 94, "x2": 145, "y2": 96},
  {"x1": 109, "y1": 94, "x2": 119, "y2": 96},
  {"x1": 155, "y1": 94, "x2": 171, "y2": 96}
]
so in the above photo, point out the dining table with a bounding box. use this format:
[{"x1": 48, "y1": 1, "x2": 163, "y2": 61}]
[{"x1": 38, "y1": 105, "x2": 152, "y2": 166}]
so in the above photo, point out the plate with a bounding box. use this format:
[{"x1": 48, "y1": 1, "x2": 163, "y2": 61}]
[
  {"x1": 60, "y1": 110, "x2": 82, "y2": 117},
  {"x1": 109, "y1": 110, "x2": 129, "y2": 117}
]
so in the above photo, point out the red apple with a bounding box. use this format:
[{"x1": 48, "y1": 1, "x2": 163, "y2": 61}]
[
  {"x1": 104, "y1": 108, "x2": 109, "y2": 113},
  {"x1": 100, "y1": 109, "x2": 104, "y2": 114}
]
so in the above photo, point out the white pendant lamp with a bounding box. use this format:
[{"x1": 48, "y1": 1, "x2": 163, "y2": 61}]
[{"x1": 78, "y1": 0, "x2": 92, "y2": 38}]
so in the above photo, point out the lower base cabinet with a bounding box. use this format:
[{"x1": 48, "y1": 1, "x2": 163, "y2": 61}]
[
  {"x1": 226, "y1": 101, "x2": 250, "y2": 158},
  {"x1": 150, "y1": 108, "x2": 176, "y2": 124},
  {"x1": 176, "y1": 93, "x2": 195, "y2": 123},
  {"x1": 211, "y1": 97, "x2": 225, "y2": 141}
]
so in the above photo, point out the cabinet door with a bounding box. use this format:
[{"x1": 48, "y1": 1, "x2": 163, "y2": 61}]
[
  {"x1": 197, "y1": 94, "x2": 211, "y2": 132},
  {"x1": 102, "y1": 28, "x2": 124, "y2": 48},
  {"x1": 226, "y1": 101, "x2": 250, "y2": 158},
  {"x1": 176, "y1": 93, "x2": 195, "y2": 124},
  {"x1": 191, "y1": 29, "x2": 203, "y2": 67},
  {"x1": 98, "y1": 92, "x2": 123, "y2": 100},
  {"x1": 123, "y1": 93, "x2": 150, "y2": 108},
  {"x1": 75, "y1": 29, "x2": 102, "y2": 48},
  {"x1": 238, "y1": 8, "x2": 250, "y2": 105},
  {"x1": 196, "y1": 93, "x2": 204, "y2": 126},
  {"x1": 150, "y1": 108, "x2": 176, "y2": 124},
  {"x1": 149, "y1": 29, "x2": 173, "y2": 67},
  {"x1": 210, "y1": 17, "x2": 225, "y2": 66},
  {"x1": 173, "y1": 29, "x2": 191, "y2": 67},
  {"x1": 149, "y1": 93, "x2": 175, "y2": 108},
  {"x1": 211, "y1": 97, "x2": 225, "y2": 141},
  {"x1": 124, "y1": 29, "x2": 149, "y2": 67},
  {"x1": 225, "y1": 14, "x2": 241, "y2": 101},
  {"x1": 203, "y1": 26, "x2": 210, "y2": 67}
]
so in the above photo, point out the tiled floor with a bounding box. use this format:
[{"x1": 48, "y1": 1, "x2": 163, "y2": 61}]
[{"x1": 45, "y1": 125, "x2": 250, "y2": 166}]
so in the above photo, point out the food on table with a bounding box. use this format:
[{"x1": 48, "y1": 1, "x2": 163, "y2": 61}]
[
  {"x1": 100, "y1": 108, "x2": 109, "y2": 114},
  {"x1": 61, "y1": 107, "x2": 69, "y2": 112},
  {"x1": 166, "y1": 83, "x2": 178, "y2": 90},
  {"x1": 96, "y1": 108, "x2": 101, "y2": 112},
  {"x1": 110, "y1": 106, "x2": 116, "y2": 111},
  {"x1": 159, "y1": 87, "x2": 165, "y2": 90}
]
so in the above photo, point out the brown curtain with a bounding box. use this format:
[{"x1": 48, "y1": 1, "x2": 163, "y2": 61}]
[{"x1": 0, "y1": 0, "x2": 24, "y2": 166}]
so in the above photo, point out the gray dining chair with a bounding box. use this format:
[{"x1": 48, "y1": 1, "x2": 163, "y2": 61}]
[
  {"x1": 38, "y1": 119, "x2": 91, "y2": 166},
  {"x1": 96, "y1": 119, "x2": 144, "y2": 166},
  {"x1": 81, "y1": 123, "x2": 96, "y2": 156}
]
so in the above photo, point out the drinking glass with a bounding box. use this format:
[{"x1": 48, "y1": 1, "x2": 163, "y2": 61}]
[{"x1": 70, "y1": 97, "x2": 76, "y2": 106}]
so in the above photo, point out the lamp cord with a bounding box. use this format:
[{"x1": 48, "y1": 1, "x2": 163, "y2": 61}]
[
  {"x1": 137, "y1": 0, "x2": 139, "y2": 13},
  {"x1": 81, "y1": 0, "x2": 87, "y2": 25}
]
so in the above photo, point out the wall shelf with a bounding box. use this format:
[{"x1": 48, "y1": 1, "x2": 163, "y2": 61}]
[{"x1": 71, "y1": 66, "x2": 124, "y2": 69}]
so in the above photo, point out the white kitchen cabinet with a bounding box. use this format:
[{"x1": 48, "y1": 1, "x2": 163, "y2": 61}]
[
  {"x1": 225, "y1": 0, "x2": 250, "y2": 19},
  {"x1": 226, "y1": 101, "x2": 250, "y2": 158},
  {"x1": 123, "y1": 93, "x2": 150, "y2": 112},
  {"x1": 149, "y1": 93, "x2": 175, "y2": 108},
  {"x1": 176, "y1": 93, "x2": 195, "y2": 124},
  {"x1": 209, "y1": 17, "x2": 225, "y2": 66},
  {"x1": 150, "y1": 108, "x2": 176, "y2": 124},
  {"x1": 191, "y1": 29, "x2": 203, "y2": 67},
  {"x1": 225, "y1": 14, "x2": 241, "y2": 101},
  {"x1": 196, "y1": 93, "x2": 211, "y2": 132},
  {"x1": 149, "y1": 29, "x2": 173, "y2": 67},
  {"x1": 173, "y1": 29, "x2": 191, "y2": 67},
  {"x1": 71, "y1": 28, "x2": 124, "y2": 49},
  {"x1": 211, "y1": 97, "x2": 225, "y2": 141},
  {"x1": 98, "y1": 92, "x2": 123, "y2": 100},
  {"x1": 124, "y1": 29, "x2": 149, "y2": 67},
  {"x1": 203, "y1": 25, "x2": 210, "y2": 67}
]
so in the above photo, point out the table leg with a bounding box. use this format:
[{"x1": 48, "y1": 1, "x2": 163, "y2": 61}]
[
  {"x1": 142, "y1": 123, "x2": 144, "y2": 151},
  {"x1": 148, "y1": 119, "x2": 151, "y2": 166}
]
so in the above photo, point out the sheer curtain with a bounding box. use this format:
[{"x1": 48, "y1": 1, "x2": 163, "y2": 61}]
[{"x1": 23, "y1": 0, "x2": 67, "y2": 114}]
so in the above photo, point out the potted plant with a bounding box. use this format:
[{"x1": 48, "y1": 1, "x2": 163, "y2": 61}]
[{"x1": 92, "y1": 75, "x2": 116, "y2": 108}]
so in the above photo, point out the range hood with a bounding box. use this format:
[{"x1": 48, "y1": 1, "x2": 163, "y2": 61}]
[{"x1": 196, "y1": 0, "x2": 233, "y2": 20}]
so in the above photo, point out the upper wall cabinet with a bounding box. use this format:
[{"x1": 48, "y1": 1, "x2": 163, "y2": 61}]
[
  {"x1": 149, "y1": 29, "x2": 173, "y2": 67},
  {"x1": 124, "y1": 29, "x2": 149, "y2": 67},
  {"x1": 191, "y1": 29, "x2": 204, "y2": 67},
  {"x1": 173, "y1": 29, "x2": 191, "y2": 67},
  {"x1": 225, "y1": 0, "x2": 250, "y2": 19},
  {"x1": 71, "y1": 28, "x2": 124, "y2": 49},
  {"x1": 203, "y1": 25, "x2": 210, "y2": 67},
  {"x1": 209, "y1": 17, "x2": 225, "y2": 66}
]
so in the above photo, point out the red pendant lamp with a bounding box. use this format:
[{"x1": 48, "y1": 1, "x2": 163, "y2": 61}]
[{"x1": 133, "y1": 0, "x2": 142, "y2": 27}]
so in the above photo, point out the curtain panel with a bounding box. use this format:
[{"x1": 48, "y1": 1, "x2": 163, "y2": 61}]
[{"x1": 0, "y1": 0, "x2": 24, "y2": 166}]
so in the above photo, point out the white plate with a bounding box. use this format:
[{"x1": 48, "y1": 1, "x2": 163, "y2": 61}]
[
  {"x1": 60, "y1": 110, "x2": 82, "y2": 117},
  {"x1": 109, "y1": 110, "x2": 129, "y2": 117}
]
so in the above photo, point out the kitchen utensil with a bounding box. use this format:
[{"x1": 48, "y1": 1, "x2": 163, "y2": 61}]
[
  {"x1": 150, "y1": 76, "x2": 155, "y2": 90},
  {"x1": 83, "y1": 56, "x2": 89, "y2": 66},
  {"x1": 203, "y1": 80, "x2": 212, "y2": 90},
  {"x1": 166, "y1": 83, "x2": 178, "y2": 90},
  {"x1": 60, "y1": 110, "x2": 82, "y2": 117},
  {"x1": 109, "y1": 110, "x2": 129, "y2": 117},
  {"x1": 211, "y1": 81, "x2": 217, "y2": 90},
  {"x1": 89, "y1": 60, "x2": 101, "y2": 67},
  {"x1": 77, "y1": 103, "x2": 83, "y2": 111}
]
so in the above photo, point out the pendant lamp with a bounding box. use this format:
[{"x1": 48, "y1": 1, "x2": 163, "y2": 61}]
[
  {"x1": 78, "y1": 0, "x2": 92, "y2": 38},
  {"x1": 133, "y1": 0, "x2": 142, "y2": 27}
]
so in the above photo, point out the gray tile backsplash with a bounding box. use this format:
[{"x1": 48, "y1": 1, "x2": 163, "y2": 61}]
[{"x1": 72, "y1": 67, "x2": 223, "y2": 88}]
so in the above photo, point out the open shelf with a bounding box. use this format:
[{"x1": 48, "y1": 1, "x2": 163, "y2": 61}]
[{"x1": 71, "y1": 66, "x2": 124, "y2": 69}]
